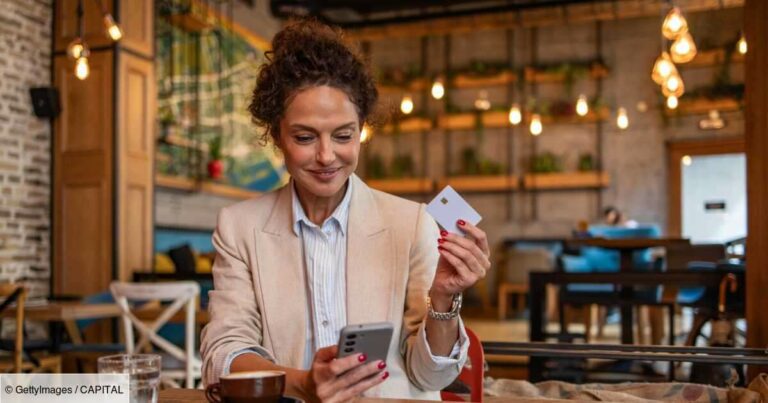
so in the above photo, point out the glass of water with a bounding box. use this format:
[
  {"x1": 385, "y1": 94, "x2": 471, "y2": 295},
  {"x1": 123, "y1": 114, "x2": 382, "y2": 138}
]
[{"x1": 98, "y1": 354, "x2": 161, "y2": 403}]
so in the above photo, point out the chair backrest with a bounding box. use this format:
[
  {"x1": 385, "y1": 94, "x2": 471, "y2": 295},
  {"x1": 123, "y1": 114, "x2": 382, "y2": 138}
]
[
  {"x1": 0, "y1": 284, "x2": 26, "y2": 372},
  {"x1": 666, "y1": 244, "x2": 726, "y2": 271},
  {"x1": 441, "y1": 327, "x2": 485, "y2": 402},
  {"x1": 503, "y1": 248, "x2": 554, "y2": 284},
  {"x1": 110, "y1": 281, "x2": 200, "y2": 388}
]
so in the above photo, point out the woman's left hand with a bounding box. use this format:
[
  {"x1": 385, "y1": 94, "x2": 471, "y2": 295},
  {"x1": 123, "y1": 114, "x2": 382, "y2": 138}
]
[{"x1": 430, "y1": 219, "x2": 491, "y2": 300}]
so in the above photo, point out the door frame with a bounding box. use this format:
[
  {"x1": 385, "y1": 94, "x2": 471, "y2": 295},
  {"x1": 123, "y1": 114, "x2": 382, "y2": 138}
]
[{"x1": 666, "y1": 137, "x2": 745, "y2": 236}]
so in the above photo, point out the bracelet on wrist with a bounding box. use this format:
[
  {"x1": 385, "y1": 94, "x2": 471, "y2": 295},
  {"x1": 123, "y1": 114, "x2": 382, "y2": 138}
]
[{"x1": 427, "y1": 293, "x2": 462, "y2": 320}]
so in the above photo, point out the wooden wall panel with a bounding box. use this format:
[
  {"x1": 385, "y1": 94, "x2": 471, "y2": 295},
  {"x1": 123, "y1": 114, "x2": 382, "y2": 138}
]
[
  {"x1": 60, "y1": 185, "x2": 110, "y2": 295},
  {"x1": 120, "y1": 0, "x2": 153, "y2": 58},
  {"x1": 53, "y1": 51, "x2": 114, "y2": 296},
  {"x1": 745, "y1": 0, "x2": 768, "y2": 378},
  {"x1": 55, "y1": 0, "x2": 115, "y2": 52},
  {"x1": 117, "y1": 52, "x2": 154, "y2": 281}
]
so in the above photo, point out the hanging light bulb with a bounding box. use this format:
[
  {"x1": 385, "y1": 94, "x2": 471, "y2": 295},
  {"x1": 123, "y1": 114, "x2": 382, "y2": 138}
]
[
  {"x1": 529, "y1": 114, "x2": 543, "y2": 136},
  {"x1": 67, "y1": 38, "x2": 87, "y2": 59},
  {"x1": 474, "y1": 90, "x2": 491, "y2": 111},
  {"x1": 670, "y1": 32, "x2": 697, "y2": 63},
  {"x1": 681, "y1": 155, "x2": 692, "y2": 166},
  {"x1": 666, "y1": 94, "x2": 679, "y2": 109},
  {"x1": 576, "y1": 94, "x2": 589, "y2": 117},
  {"x1": 651, "y1": 52, "x2": 678, "y2": 85},
  {"x1": 662, "y1": 7, "x2": 688, "y2": 40},
  {"x1": 738, "y1": 32, "x2": 747, "y2": 55},
  {"x1": 400, "y1": 95, "x2": 414, "y2": 115},
  {"x1": 662, "y1": 74, "x2": 685, "y2": 98},
  {"x1": 75, "y1": 56, "x2": 90, "y2": 80},
  {"x1": 431, "y1": 77, "x2": 445, "y2": 100},
  {"x1": 103, "y1": 14, "x2": 123, "y2": 41},
  {"x1": 508, "y1": 103, "x2": 522, "y2": 125},
  {"x1": 360, "y1": 125, "x2": 372, "y2": 144},
  {"x1": 616, "y1": 107, "x2": 629, "y2": 130}
]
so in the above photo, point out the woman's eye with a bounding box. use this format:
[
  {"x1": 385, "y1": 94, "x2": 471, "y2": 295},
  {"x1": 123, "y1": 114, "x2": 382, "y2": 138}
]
[
  {"x1": 335, "y1": 132, "x2": 353, "y2": 141},
  {"x1": 295, "y1": 135, "x2": 314, "y2": 143}
]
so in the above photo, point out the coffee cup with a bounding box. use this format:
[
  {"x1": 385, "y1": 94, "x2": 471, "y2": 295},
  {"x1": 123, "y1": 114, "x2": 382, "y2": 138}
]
[{"x1": 205, "y1": 370, "x2": 286, "y2": 403}]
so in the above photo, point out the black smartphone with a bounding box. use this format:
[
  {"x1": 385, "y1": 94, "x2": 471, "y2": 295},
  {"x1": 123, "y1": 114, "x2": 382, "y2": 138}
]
[{"x1": 336, "y1": 322, "x2": 394, "y2": 362}]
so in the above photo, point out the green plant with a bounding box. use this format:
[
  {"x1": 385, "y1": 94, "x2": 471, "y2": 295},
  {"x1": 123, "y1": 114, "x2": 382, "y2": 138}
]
[
  {"x1": 578, "y1": 153, "x2": 595, "y2": 172},
  {"x1": 458, "y1": 147, "x2": 503, "y2": 175},
  {"x1": 158, "y1": 106, "x2": 175, "y2": 125},
  {"x1": 366, "y1": 154, "x2": 387, "y2": 179},
  {"x1": 208, "y1": 136, "x2": 223, "y2": 160},
  {"x1": 391, "y1": 154, "x2": 414, "y2": 178},
  {"x1": 460, "y1": 147, "x2": 480, "y2": 175},
  {"x1": 531, "y1": 152, "x2": 562, "y2": 173}
]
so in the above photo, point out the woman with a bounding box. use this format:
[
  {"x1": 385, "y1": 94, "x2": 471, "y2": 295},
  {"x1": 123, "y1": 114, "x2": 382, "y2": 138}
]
[{"x1": 200, "y1": 20, "x2": 490, "y2": 402}]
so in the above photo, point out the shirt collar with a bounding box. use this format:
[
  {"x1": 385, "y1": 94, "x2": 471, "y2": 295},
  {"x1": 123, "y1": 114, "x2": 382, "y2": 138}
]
[{"x1": 291, "y1": 178, "x2": 352, "y2": 236}]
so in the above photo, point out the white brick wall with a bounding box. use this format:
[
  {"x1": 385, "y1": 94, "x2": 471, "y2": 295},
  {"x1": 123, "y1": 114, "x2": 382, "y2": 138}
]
[{"x1": 0, "y1": 0, "x2": 52, "y2": 300}]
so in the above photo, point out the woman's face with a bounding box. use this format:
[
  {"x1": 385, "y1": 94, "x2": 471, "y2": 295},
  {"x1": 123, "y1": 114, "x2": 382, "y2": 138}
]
[{"x1": 277, "y1": 85, "x2": 361, "y2": 199}]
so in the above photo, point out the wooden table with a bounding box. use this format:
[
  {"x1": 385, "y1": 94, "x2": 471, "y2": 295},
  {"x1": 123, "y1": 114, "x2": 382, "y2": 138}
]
[
  {"x1": 527, "y1": 271, "x2": 744, "y2": 382},
  {"x1": 566, "y1": 237, "x2": 690, "y2": 344},
  {"x1": 158, "y1": 388, "x2": 569, "y2": 402},
  {"x1": 0, "y1": 301, "x2": 122, "y2": 347},
  {"x1": 134, "y1": 305, "x2": 210, "y2": 325}
]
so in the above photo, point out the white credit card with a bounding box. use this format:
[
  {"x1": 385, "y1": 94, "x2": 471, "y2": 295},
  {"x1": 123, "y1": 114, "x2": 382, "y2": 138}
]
[{"x1": 426, "y1": 186, "x2": 482, "y2": 235}]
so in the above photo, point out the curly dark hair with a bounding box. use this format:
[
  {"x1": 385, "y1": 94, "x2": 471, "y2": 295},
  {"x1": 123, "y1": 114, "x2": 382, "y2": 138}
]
[{"x1": 248, "y1": 19, "x2": 379, "y2": 145}]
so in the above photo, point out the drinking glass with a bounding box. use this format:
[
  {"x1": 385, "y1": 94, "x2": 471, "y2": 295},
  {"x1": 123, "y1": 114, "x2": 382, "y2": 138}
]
[{"x1": 98, "y1": 354, "x2": 161, "y2": 403}]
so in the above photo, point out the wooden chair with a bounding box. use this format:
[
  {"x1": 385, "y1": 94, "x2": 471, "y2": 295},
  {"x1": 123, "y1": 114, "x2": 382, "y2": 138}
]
[
  {"x1": 110, "y1": 281, "x2": 201, "y2": 388},
  {"x1": 497, "y1": 247, "x2": 555, "y2": 320},
  {"x1": 441, "y1": 327, "x2": 485, "y2": 402},
  {"x1": 0, "y1": 284, "x2": 61, "y2": 373}
]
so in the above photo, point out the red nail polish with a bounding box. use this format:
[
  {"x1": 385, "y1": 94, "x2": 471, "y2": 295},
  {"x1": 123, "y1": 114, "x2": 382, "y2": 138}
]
[
  {"x1": 382, "y1": 371, "x2": 389, "y2": 380},
  {"x1": 438, "y1": 245, "x2": 444, "y2": 251},
  {"x1": 437, "y1": 238, "x2": 445, "y2": 244},
  {"x1": 358, "y1": 354, "x2": 367, "y2": 362},
  {"x1": 377, "y1": 361, "x2": 386, "y2": 370},
  {"x1": 458, "y1": 219, "x2": 466, "y2": 226},
  {"x1": 440, "y1": 230, "x2": 448, "y2": 237}
]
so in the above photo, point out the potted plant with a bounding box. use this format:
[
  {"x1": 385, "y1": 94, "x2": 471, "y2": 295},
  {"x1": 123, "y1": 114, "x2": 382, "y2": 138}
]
[{"x1": 207, "y1": 136, "x2": 224, "y2": 180}]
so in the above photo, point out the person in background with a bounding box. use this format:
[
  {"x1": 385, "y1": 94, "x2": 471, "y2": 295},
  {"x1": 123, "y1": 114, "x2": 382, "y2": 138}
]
[
  {"x1": 200, "y1": 19, "x2": 490, "y2": 402},
  {"x1": 602, "y1": 206, "x2": 638, "y2": 228}
]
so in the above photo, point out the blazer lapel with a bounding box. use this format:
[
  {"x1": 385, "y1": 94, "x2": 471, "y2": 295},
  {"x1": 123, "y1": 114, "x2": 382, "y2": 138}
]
[
  {"x1": 346, "y1": 175, "x2": 395, "y2": 325},
  {"x1": 254, "y1": 184, "x2": 307, "y2": 367}
]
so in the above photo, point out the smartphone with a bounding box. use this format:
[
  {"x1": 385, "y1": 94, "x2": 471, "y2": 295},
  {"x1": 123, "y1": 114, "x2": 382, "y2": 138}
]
[{"x1": 336, "y1": 322, "x2": 394, "y2": 362}]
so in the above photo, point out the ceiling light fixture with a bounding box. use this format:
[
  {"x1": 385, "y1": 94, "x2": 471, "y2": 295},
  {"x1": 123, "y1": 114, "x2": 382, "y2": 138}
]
[
  {"x1": 662, "y1": 7, "x2": 688, "y2": 40},
  {"x1": 670, "y1": 32, "x2": 697, "y2": 63},
  {"x1": 508, "y1": 104, "x2": 522, "y2": 126}
]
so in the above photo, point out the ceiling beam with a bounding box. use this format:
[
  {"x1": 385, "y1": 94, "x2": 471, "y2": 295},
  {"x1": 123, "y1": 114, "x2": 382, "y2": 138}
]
[{"x1": 345, "y1": 0, "x2": 744, "y2": 41}]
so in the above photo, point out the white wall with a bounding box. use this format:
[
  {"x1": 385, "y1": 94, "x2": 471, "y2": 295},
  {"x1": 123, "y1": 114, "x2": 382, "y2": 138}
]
[{"x1": 682, "y1": 153, "x2": 746, "y2": 244}]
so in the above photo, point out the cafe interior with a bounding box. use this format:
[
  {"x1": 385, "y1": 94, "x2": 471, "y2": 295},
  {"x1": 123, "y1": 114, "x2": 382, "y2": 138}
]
[{"x1": 2, "y1": 0, "x2": 768, "y2": 401}]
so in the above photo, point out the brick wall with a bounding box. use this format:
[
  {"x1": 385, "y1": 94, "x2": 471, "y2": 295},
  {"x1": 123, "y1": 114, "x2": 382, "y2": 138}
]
[{"x1": 0, "y1": 0, "x2": 52, "y2": 300}]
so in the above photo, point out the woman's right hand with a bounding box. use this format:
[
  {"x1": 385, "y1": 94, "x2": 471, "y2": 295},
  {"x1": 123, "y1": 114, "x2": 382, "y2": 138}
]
[{"x1": 301, "y1": 345, "x2": 388, "y2": 403}]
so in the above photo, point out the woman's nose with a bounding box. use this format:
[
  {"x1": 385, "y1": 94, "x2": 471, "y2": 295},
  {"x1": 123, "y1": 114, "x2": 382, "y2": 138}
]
[{"x1": 316, "y1": 140, "x2": 335, "y2": 165}]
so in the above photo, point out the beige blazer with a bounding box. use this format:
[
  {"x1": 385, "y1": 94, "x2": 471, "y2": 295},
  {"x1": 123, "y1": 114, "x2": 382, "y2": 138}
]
[{"x1": 200, "y1": 174, "x2": 467, "y2": 399}]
